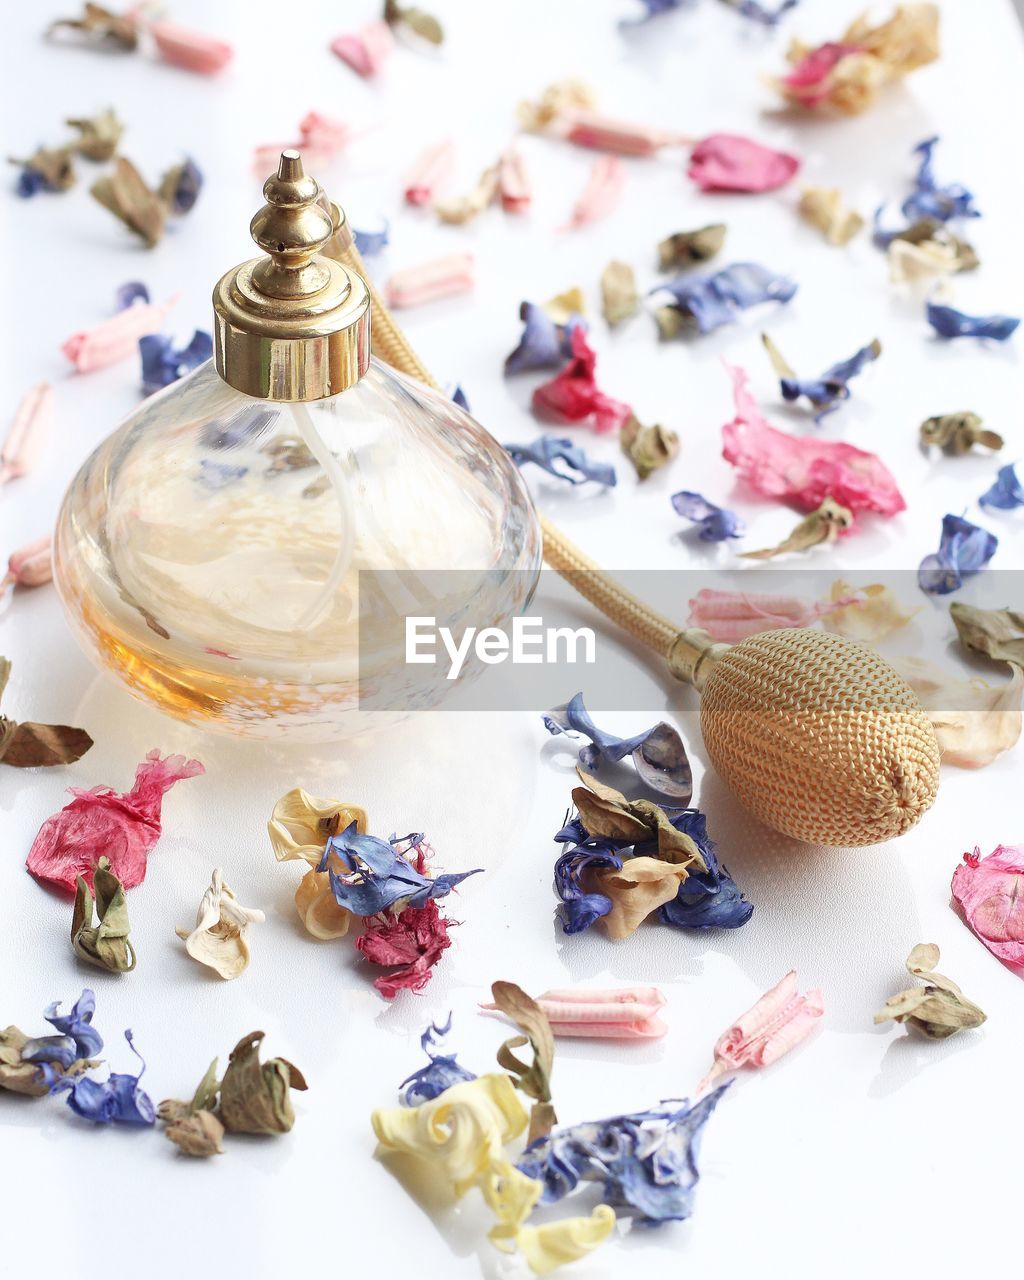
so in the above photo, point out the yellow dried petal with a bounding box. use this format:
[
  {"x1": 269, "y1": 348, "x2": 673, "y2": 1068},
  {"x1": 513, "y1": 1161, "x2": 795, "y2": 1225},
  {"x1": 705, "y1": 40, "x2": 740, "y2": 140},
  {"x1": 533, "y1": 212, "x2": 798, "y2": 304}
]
[
  {"x1": 823, "y1": 580, "x2": 918, "y2": 642},
  {"x1": 268, "y1": 788, "x2": 368, "y2": 865},
  {"x1": 483, "y1": 1158, "x2": 543, "y2": 1248},
  {"x1": 896, "y1": 657, "x2": 1023, "y2": 768},
  {"x1": 798, "y1": 186, "x2": 864, "y2": 246},
  {"x1": 516, "y1": 1204, "x2": 617, "y2": 1275},
  {"x1": 294, "y1": 868, "x2": 353, "y2": 940}
]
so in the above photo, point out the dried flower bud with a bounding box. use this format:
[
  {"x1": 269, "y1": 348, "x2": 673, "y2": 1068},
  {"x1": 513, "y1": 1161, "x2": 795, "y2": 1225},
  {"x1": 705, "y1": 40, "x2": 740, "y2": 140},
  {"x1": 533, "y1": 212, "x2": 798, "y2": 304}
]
[
  {"x1": 72, "y1": 856, "x2": 135, "y2": 972},
  {"x1": 874, "y1": 943, "x2": 986, "y2": 1039},
  {"x1": 65, "y1": 109, "x2": 124, "y2": 161},
  {"x1": 219, "y1": 1031, "x2": 307, "y2": 1135},
  {"x1": 657, "y1": 223, "x2": 726, "y2": 270},
  {"x1": 165, "y1": 1108, "x2": 225, "y2": 1157},
  {"x1": 620, "y1": 414, "x2": 679, "y2": 479},
  {"x1": 176, "y1": 869, "x2": 264, "y2": 980}
]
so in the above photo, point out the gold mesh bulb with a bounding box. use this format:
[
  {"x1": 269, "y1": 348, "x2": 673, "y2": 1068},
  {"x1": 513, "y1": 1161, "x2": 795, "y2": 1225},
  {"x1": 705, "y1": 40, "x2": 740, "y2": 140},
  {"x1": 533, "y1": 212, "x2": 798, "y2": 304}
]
[{"x1": 213, "y1": 150, "x2": 370, "y2": 402}]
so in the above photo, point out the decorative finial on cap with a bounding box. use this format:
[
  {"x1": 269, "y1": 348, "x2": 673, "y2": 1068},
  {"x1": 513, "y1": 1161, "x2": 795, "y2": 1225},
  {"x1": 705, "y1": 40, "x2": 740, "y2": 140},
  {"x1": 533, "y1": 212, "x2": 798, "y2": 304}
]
[{"x1": 249, "y1": 150, "x2": 336, "y2": 300}]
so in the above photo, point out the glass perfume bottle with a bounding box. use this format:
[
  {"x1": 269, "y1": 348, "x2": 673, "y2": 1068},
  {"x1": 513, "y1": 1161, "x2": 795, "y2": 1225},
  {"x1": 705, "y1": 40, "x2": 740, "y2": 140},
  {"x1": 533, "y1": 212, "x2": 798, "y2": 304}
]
[{"x1": 55, "y1": 151, "x2": 542, "y2": 739}]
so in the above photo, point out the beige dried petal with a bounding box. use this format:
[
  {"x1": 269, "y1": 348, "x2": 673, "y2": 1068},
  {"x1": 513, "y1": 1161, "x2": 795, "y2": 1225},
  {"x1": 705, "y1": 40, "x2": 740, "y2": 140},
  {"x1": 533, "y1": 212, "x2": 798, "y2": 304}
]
[
  {"x1": 219, "y1": 1030, "x2": 307, "y2": 1135},
  {"x1": 0, "y1": 1025, "x2": 49, "y2": 1096},
  {"x1": 742, "y1": 498, "x2": 853, "y2": 560},
  {"x1": 541, "y1": 287, "x2": 586, "y2": 326},
  {"x1": 268, "y1": 788, "x2": 368, "y2": 865},
  {"x1": 822, "y1": 580, "x2": 917, "y2": 642},
  {"x1": 294, "y1": 868, "x2": 353, "y2": 940},
  {"x1": 584, "y1": 856, "x2": 690, "y2": 940},
  {"x1": 164, "y1": 1109, "x2": 225, "y2": 1157},
  {"x1": 435, "y1": 164, "x2": 499, "y2": 225},
  {"x1": 600, "y1": 260, "x2": 638, "y2": 326},
  {"x1": 176, "y1": 869, "x2": 264, "y2": 980},
  {"x1": 950, "y1": 603, "x2": 1024, "y2": 668},
  {"x1": 620, "y1": 414, "x2": 678, "y2": 480},
  {"x1": 888, "y1": 236, "x2": 958, "y2": 284},
  {"x1": 896, "y1": 657, "x2": 1023, "y2": 768},
  {"x1": 657, "y1": 224, "x2": 726, "y2": 269},
  {"x1": 875, "y1": 940, "x2": 985, "y2": 1039},
  {"x1": 798, "y1": 186, "x2": 864, "y2": 245},
  {"x1": 518, "y1": 79, "x2": 597, "y2": 133},
  {"x1": 66, "y1": 108, "x2": 124, "y2": 161}
]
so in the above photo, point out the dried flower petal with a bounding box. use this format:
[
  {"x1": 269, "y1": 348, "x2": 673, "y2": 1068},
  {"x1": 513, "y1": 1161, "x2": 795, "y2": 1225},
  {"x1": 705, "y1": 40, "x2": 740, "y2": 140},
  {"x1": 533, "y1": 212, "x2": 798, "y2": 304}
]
[
  {"x1": 219, "y1": 1031, "x2": 307, "y2": 1134},
  {"x1": 926, "y1": 301, "x2": 1019, "y2": 341},
  {"x1": 330, "y1": 20, "x2": 395, "y2": 75},
  {"x1": 516, "y1": 1207, "x2": 616, "y2": 1274},
  {"x1": 762, "y1": 333, "x2": 881, "y2": 423},
  {"x1": 90, "y1": 155, "x2": 167, "y2": 246},
  {"x1": 498, "y1": 146, "x2": 530, "y2": 212},
  {"x1": 918, "y1": 514, "x2": 997, "y2": 595},
  {"x1": 562, "y1": 156, "x2": 625, "y2": 230},
  {"x1": 384, "y1": 0, "x2": 444, "y2": 45},
  {"x1": 50, "y1": 1028, "x2": 155, "y2": 1126},
  {"x1": 822, "y1": 580, "x2": 917, "y2": 642},
  {"x1": 599, "y1": 260, "x2": 638, "y2": 326},
  {"x1": 620, "y1": 414, "x2": 678, "y2": 479},
  {"x1": 404, "y1": 139, "x2": 454, "y2": 206},
  {"x1": 901, "y1": 136, "x2": 979, "y2": 224},
  {"x1": 2, "y1": 535, "x2": 52, "y2": 596},
  {"x1": 353, "y1": 218, "x2": 390, "y2": 256},
  {"x1": 586, "y1": 856, "x2": 691, "y2": 940},
  {"x1": 27, "y1": 749, "x2": 204, "y2": 893},
  {"x1": 518, "y1": 79, "x2": 597, "y2": 133},
  {"x1": 164, "y1": 1107, "x2": 225, "y2": 1156},
  {"x1": 542, "y1": 691, "x2": 691, "y2": 799},
  {"x1": 385, "y1": 252, "x2": 474, "y2": 308},
  {"x1": 874, "y1": 943, "x2": 986, "y2": 1039},
  {"x1": 742, "y1": 497, "x2": 854, "y2": 560},
  {"x1": 268, "y1": 788, "x2": 368, "y2": 865},
  {"x1": 10, "y1": 146, "x2": 75, "y2": 197},
  {"x1": 63, "y1": 287, "x2": 177, "y2": 372},
  {"x1": 435, "y1": 164, "x2": 499, "y2": 225},
  {"x1": 48, "y1": 4, "x2": 138, "y2": 51},
  {"x1": 0, "y1": 656, "x2": 92, "y2": 769},
  {"x1": 66, "y1": 108, "x2": 123, "y2": 161},
  {"x1": 504, "y1": 301, "x2": 586, "y2": 375},
  {"x1": 720, "y1": 0, "x2": 799, "y2": 25},
  {"x1": 532, "y1": 328, "x2": 631, "y2": 435},
  {"x1": 294, "y1": 868, "x2": 353, "y2": 940},
  {"x1": 356, "y1": 899, "x2": 454, "y2": 998},
  {"x1": 571, "y1": 769, "x2": 706, "y2": 867},
  {"x1": 139, "y1": 329, "x2": 212, "y2": 394},
  {"x1": 921, "y1": 411, "x2": 1002, "y2": 456},
  {"x1": 952, "y1": 846, "x2": 1024, "y2": 972},
  {"x1": 72, "y1": 856, "x2": 135, "y2": 973},
  {"x1": 697, "y1": 972, "x2": 823, "y2": 1092},
  {"x1": 517, "y1": 1085, "x2": 730, "y2": 1225},
  {"x1": 1, "y1": 382, "x2": 51, "y2": 485},
  {"x1": 505, "y1": 438, "x2": 615, "y2": 487},
  {"x1": 653, "y1": 263, "x2": 796, "y2": 336},
  {"x1": 980, "y1": 463, "x2": 1024, "y2": 511},
  {"x1": 722, "y1": 363, "x2": 905, "y2": 517},
  {"x1": 686, "y1": 586, "x2": 854, "y2": 642},
  {"x1": 950, "y1": 603, "x2": 1024, "y2": 669},
  {"x1": 658, "y1": 223, "x2": 726, "y2": 270},
  {"x1": 158, "y1": 156, "x2": 203, "y2": 215},
  {"x1": 490, "y1": 981, "x2": 557, "y2": 1143},
  {"x1": 671, "y1": 492, "x2": 745, "y2": 543},
  {"x1": 400, "y1": 1015, "x2": 477, "y2": 1105},
  {"x1": 148, "y1": 19, "x2": 233, "y2": 72},
  {"x1": 484, "y1": 986, "x2": 667, "y2": 1039},
  {"x1": 798, "y1": 185, "x2": 864, "y2": 244},
  {"x1": 323, "y1": 825, "x2": 481, "y2": 916},
  {"x1": 21, "y1": 988, "x2": 103, "y2": 1070},
  {"x1": 0, "y1": 1026, "x2": 51, "y2": 1096},
  {"x1": 688, "y1": 133, "x2": 799, "y2": 193},
  {"x1": 897, "y1": 657, "x2": 1023, "y2": 769},
  {"x1": 176, "y1": 868, "x2": 264, "y2": 980}
]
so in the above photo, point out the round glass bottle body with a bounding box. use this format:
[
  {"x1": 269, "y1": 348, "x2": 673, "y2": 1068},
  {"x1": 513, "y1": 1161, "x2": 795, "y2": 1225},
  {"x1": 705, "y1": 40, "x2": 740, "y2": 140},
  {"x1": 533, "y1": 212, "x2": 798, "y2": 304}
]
[{"x1": 55, "y1": 358, "x2": 542, "y2": 739}]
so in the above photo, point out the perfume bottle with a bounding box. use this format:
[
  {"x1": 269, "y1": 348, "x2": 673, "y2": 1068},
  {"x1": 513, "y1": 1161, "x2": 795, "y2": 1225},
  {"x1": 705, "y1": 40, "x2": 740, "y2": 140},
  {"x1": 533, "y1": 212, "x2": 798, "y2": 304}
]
[{"x1": 55, "y1": 151, "x2": 542, "y2": 739}]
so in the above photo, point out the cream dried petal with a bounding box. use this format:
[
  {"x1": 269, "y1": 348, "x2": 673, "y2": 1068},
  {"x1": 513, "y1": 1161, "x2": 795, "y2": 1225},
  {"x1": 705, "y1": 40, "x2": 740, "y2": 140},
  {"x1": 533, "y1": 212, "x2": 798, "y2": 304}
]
[
  {"x1": 294, "y1": 868, "x2": 353, "y2": 940},
  {"x1": 516, "y1": 1204, "x2": 616, "y2": 1275},
  {"x1": 176, "y1": 868, "x2": 265, "y2": 980},
  {"x1": 822, "y1": 580, "x2": 918, "y2": 641},
  {"x1": 888, "y1": 236, "x2": 958, "y2": 283},
  {"x1": 268, "y1": 788, "x2": 368, "y2": 865},
  {"x1": 896, "y1": 657, "x2": 1023, "y2": 768},
  {"x1": 584, "y1": 856, "x2": 690, "y2": 941},
  {"x1": 797, "y1": 186, "x2": 864, "y2": 245}
]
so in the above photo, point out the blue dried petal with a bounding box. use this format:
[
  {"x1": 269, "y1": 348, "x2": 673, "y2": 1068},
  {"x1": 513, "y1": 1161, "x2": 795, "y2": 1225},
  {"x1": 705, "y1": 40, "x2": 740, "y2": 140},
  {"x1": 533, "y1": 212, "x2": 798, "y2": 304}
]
[
  {"x1": 926, "y1": 302, "x2": 1019, "y2": 342},
  {"x1": 450, "y1": 384, "x2": 471, "y2": 412},
  {"x1": 167, "y1": 157, "x2": 203, "y2": 215},
  {"x1": 553, "y1": 840, "x2": 624, "y2": 934},
  {"x1": 543, "y1": 692, "x2": 690, "y2": 798},
  {"x1": 399, "y1": 1014, "x2": 476, "y2": 1105},
  {"x1": 918, "y1": 514, "x2": 998, "y2": 595},
  {"x1": 505, "y1": 302, "x2": 586, "y2": 374},
  {"x1": 635, "y1": 807, "x2": 753, "y2": 930},
  {"x1": 653, "y1": 263, "x2": 796, "y2": 336},
  {"x1": 23, "y1": 989, "x2": 103, "y2": 1064},
  {"x1": 979, "y1": 463, "x2": 1024, "y2": 511},
  {"x1": 354, "y1": 220, "x2": 390, "y2": 256},
  {"x1": 139, "y1": 329, "x2": 213, "y2": 394},
  {"x1": 671, "y1": 490, "x2": 745, "y2": 541},
  {"x1": 506, "y1": 438, "x2": 616, "y2": 487},
  {"x1": 323, "y1": 822, "x2": 481, "y2": 916},
  {"x1": 116, "y1": 281, "x2": 150, "y2": 310},
  {"x1": 728, "y1": 0, "x2": 799, "y2": 25},
  {"x1": 901, "y1": 137, "x2": 979, "y2": 224},
  {"x1": 50, "y1": 1030, "x2": 155, "y2": 1126},
  {"x1": 15, "y1": 166, "x2": 48, "y2": 198},
  {"x1": 517, "y1": 1084, "x2": 731, "y2": 1225},
  {"x1": 778, "y1": 339, "x2": 880, "y2": 424},
  {"x1": 198, "y1": 459, "x2": 248, "y2": 490}
]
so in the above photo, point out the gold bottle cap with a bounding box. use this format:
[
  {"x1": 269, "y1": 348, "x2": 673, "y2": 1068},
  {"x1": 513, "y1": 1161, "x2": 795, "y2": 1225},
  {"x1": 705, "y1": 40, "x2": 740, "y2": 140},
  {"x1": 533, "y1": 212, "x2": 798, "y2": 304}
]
[{"x1": 213, "y1": 150, "x2": 370, "y2": 402}]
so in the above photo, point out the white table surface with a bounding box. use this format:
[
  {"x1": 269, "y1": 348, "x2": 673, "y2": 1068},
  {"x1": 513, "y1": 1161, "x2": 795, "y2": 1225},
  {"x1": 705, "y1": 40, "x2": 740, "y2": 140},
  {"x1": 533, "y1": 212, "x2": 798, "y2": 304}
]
[{"x1": 2, "y1": 1, "x2": 1023, "y2": 1275}]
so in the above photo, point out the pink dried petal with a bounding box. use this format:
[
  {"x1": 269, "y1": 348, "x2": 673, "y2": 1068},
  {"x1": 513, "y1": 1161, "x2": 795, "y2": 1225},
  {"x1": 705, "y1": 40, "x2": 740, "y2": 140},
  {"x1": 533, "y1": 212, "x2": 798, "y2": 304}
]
[
  {"x1": 498, "y1": 146, "x2": 531, "y2": 213},
  {"x1": 562, "y1": 155, "x2": 625, "y2": 230},
  {"x1": 385, "y1": 253, "x2": 475, "y2": 308},
  {"x1": 698, "y1": 971, "x2": 823, "y2": 1092},
  {"x1": 62, "y1": 295, "x2": 178, "y2": 373},
  {"x1": 356, "y1": 900, "x2": 453, "y2": 999},
  {"x1": 783, "y1": 42, "x2": 862, "y2": 105},
  {"x1": 149, "y1": 20, "x2": 233, "y2": 74},
  {"x1": 688, "y1": 133, "x2": 800, "y2": 194},
  {"x1": 298, "y1": 112, "x2": 352, "y2": 158},
  {"x1": 330, "y1": 20, "x2": 394, "y2": 76},
  {"x1": 2, "y1": 535, "x2": 52, "y2": 596},
  {"x1": 721, "y1": 363, "x2": 905, "y2": 518},
  {"x1": 26, "y1": 749, "x2": 205, "y2": 895},
  {"x1": 404, "y1": 140, "x2": 455, "y2": 206},
  {"x1": 1, "y1": 383, "x2": 52, "y2": 484},
  {"x1": 481, "y1": 985, "x2": 667, "y2": 1038},
  {"x1": 563, "y1": 109, "x2": 689, "y2": 157},
  {"x1": 686, "y1": 587, "x2": 861, "y2": 643},
  {"x1": 531, "y1": 327, "x2": 631, "y2": 434},
  {"x1": 951, "y1": 845, "x2": 1024, "y2": 971}
]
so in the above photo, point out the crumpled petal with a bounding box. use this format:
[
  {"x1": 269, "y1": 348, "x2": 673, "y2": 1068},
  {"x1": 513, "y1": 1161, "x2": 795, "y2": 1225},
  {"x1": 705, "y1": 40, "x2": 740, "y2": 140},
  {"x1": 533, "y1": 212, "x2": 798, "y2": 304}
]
[
  {"x1": 330, "y1": 20, "x2": 395, "y2": 76},
  {"x1": 652, "y1": 263, "x2": 796, "y2": 337},
  {"x1": 531, "y1": 328, "x2": 631, "y2": 434},
  {"x1": 696, "y1": 972, "x2": 823, "y2": 1092},
  {"x1": 404, "y1": 139, "x2": 454, "y2": 206},
  {"x1": 516, "y1": 1206, "x2": 616, "y2": 1275},
  {"x1": 600, "y1": 259, "x2": 638, "y2": 325},
  {"x1": 798, "y1": 185, "x2": 864, "y2": 244},
  {"x1": 584, "y1": 857, "x2": 688, "y2": 939},
  {"x1": 671, "y1": 491, "x2": 745, "y2": 542},
  {"x1": 921, "y1": 411, "x2": 1001, "y2": 456},
  {"x1": 323, "y1": 824, "x2": 481, "y2": 916},
  {"x1": 896, "y1": 656, "x2": 1022, "y2": 768},
  {"x1": 762, "y1": 333, "x2": 881, "y2": 424},
  {"x1": 917, "y1": 514, "x2": 997, "y2": 595},
  {"x1": 294, "y1": 868, "x2": 353, "y2": 939},
  {"x1": 721, "y1": 363, "x2": 905, "y2": 517},
  {"x1": 385, "y1": 253, "x2": 474, "y2": 308},
  {"x1": 688, "y1": 133, "x2": 800, "y2": 193},
  {"x1": 874, "y1": 942, "x2": 986, "y2": 1039},
  {"x1": 400, "y1": 1014, "x2": 477, "y2": 1105},
  {"x1": 656, "y1": 809, "x2": 752, "y2": 931},
  {"x1": 49, "y1": 1029, "x2": 155, "y2": 1126},
  {"x1": 139, "y1": 329, "x2": 212, "y2": 394},
  {"x1": 821, "y1": 580, "x2": 917, "y2": 641},
  {"x1": 176, "y1": 868, "x2": 265, "y2": 980},
  {"x1": 63, "y1": 288, "x2": 178, "y2": 372},
  {"x1": 901, "y1": 136, "x2": 979, "y2": 223},
  {"x1": 482, "y1": 986, "x2": 667, "y2": 1039},
  {"x1": 505, "y1": 438, "x2": 615, "y2": 486},
  {"x1": 620, "y1": 415, "x2": 678, "y2": 479},
  {"x1": 517, "y1": 1085, "x2": 731, "y2": 1224},
  {"x1": 741, "y1": 498, "x2": 854, "y2": 560},
  {"x1": 22, "y1": 988, "x2": 103, "y2": 1067},
  {"x1": 951, "y1": 845, "x2": 1024, "y2": 971},
  {"x1": 1, "y1": 382, "x2": 52, "y2": 485},
  {"x1": 505, "y1": 301, "x2": 586, "y2": 375},
  {"x1": 542, "y1": 691, "x2": 691, "y2": 799},
  {"x1": 150, "y1": 20, "x2": 233, "y2": 73},
  {"x1": 979, "y1": 463, "x2": 1024, "y2": 511},
  {"x1": 561, "y1": 155, "x2": 625, "y2": 230},
  {"x1": 268, "y1": 788, "x2": 368, "y2": 865},
  {"x1": 686, "y1": 586, "x2": 857, "y2": 643},
  {"x1": 553, "y1": 840, "x2": 623, "y2": 934},
  {"x1": 356, "y1": 899, "x2": 454, "y2": 998},
  {"x1": 27, "y1": 750, "x2": 205, "y2": 894},
  {"x1": 926, "y1": 301, "x2": 1019, "y2": 341},
  {"x1": 498, "y1": 146, "x2": 531, "y2": 212}
]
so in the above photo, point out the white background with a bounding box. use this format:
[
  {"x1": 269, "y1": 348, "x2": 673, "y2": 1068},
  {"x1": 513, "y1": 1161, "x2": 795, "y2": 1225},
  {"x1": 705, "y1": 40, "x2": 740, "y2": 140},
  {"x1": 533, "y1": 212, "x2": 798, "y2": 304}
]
[{"x1": 2, "y1": 1, "x2": 1024, "y2": 1276}]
